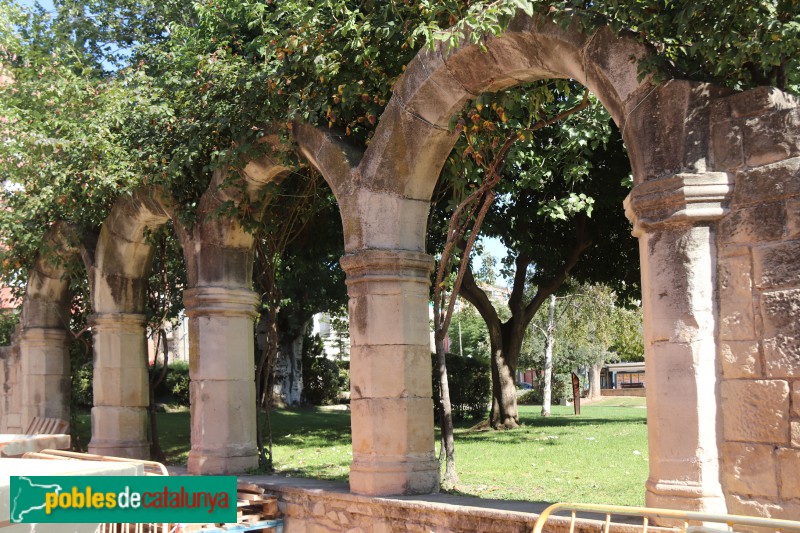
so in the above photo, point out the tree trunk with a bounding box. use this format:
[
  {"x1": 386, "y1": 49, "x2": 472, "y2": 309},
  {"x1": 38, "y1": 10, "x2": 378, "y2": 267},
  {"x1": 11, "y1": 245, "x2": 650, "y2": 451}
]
[
  {"x1": 587, "y1": 362, "x2": 603, "y2": 401},
  {"x1": 434, "y1": 333, "x2": 458, "y2": 488},
  {"x1": 148, "y1": 329, "x2": 168, "y2": 463},
  {"x1": 541, "y1": 294, "x2": 556, "y2": 417},
  {"x1": 489, "y1": 321, "x2": 526, "y2": 429},
  {"x1": 275, "y1": 324, "x2": 307, "y2": 406}
]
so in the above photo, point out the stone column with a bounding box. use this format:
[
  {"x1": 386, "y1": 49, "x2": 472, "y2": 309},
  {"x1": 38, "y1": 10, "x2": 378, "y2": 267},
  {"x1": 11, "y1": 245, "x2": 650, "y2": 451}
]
[
  {"x1": 88, "y1": 313, "x2": 149, "y2": 458},
  {"x1": 19, "y1": 327, "x2": 70, "y2": 431},
  {"x1": 625, "y1": 173, "x2": 733, "y2": 513},
  {"x1": 340, "y1": 249, "x2": 438, "y2": 496},
  {"x1": 184, "y1": 287, "x2": 259, "y2": 474}
]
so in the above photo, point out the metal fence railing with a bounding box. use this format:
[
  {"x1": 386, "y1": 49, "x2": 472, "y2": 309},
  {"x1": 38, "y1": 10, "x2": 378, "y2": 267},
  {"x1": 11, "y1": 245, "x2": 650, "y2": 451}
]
[{"x1": 532, "y1": 502, "x2": 800, "y2": 533}]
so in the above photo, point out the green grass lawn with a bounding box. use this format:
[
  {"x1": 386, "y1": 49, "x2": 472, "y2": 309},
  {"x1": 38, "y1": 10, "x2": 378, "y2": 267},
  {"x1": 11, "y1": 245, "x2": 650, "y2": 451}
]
[{"x1": 72, "y1": 397, "x2": 648, "y2": 506}]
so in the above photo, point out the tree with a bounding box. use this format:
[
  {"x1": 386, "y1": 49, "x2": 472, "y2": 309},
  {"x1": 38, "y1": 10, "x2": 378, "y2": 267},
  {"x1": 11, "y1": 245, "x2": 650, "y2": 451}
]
[
  {"x1": 433, "y1": 80, "x2": 639, "y2": 428},
  {"x1": 521, "y1": 283, "x2": 644, "y2": 411}
]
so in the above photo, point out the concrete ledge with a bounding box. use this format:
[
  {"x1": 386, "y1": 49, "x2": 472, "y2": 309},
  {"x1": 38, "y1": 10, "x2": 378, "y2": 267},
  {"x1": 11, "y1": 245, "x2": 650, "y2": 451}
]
[{"x1": 237, "y1": 475, "x2": 661, "y2": 533}]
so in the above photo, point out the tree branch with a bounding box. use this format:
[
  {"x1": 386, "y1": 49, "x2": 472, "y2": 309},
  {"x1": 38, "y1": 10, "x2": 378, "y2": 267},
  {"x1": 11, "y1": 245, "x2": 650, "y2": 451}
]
[
  {"x1": 459, "y1": 261, "x2": 500, "y2": 329},
  {"x1": 507, "y1": 253, "x2": 532, "y2": 315},
  {"x1": 523, "y1": 218, "x2": 593, "y2": 323}
]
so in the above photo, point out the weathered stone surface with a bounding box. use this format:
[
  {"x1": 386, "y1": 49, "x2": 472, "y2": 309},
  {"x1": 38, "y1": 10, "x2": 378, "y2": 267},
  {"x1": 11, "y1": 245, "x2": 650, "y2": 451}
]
[
  {"x1": 710, "y1": 119, "x2": 743, "y2": 171},
  {"x1": 726, "y1": 494, "x2": 784, "y2": 520},
  {"x1": 733, "y1": 157, "x2": 800, "y2": 206},
  {"x1": 718, "y1": 254, "x2": 755, "y2": 341},
  {"x1": 764, "y1": 335, "x2": 800, "y2": 378},
  {"x1": 721, "y1": 380, "x2": 790, "y2": 443},
  {"x1": 726, "y1": 86, "x2": 799, "y2": 119},
  {"x1": 788, "y1": 199, "x2": 800, "y2": 239},
  {"x1": 755, "y1": 242, "x2": 800, "y2": 290},
  {"x1": 776, "y1": 447, "x2": 800, "y2": 499},
  {"x1": 350, "y1": 397, "x2": 434, "y2": 456},
  {"x1": 720, "y1": 443, "x2": 777, "y2": 498},
  {"x1": 743, "y1": 108, "x2": 800, "y2": 168},
  {"x1": 720, "y1": 341, "x2": 761, "y2": 379},
  {"x1": 624, "y1": 81, "x2": 721, "y2": 183},
  {"x1": 791, "y1": 421, "x2": 800, "y2": 448},
  {"x1": 760, "y1": 289, "x2": 800, "y2": 337},
  {"x1": 358, "y1": 98, "x2": 458, "y2": 201},
  {"x1": 793, "y1": 381, "x2": 800, "y2": 418},
  {"x1": 350, "y1": 345, "x2": 432, "y2": 400},
  {"x1": 720, "y1": 202, "x2": 786, "y2": 244},
  {"x1": 88, "y1": 405, "x2": 149, "y2": 459},
  {"x1": 392, "y1": 47, "x2": 473, "y2": 127}
]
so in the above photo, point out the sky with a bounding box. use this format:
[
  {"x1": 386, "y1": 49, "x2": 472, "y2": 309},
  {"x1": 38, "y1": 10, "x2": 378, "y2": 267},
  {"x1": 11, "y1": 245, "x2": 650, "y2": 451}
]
[{"x1": 19, "y1": 0, "x2": 54, "y2": 10}]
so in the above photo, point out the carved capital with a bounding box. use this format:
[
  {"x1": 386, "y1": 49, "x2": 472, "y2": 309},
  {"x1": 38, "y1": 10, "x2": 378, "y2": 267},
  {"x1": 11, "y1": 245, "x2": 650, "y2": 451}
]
[
  {"x1": 340, "y1": 249, "x2": 433, "y2": 294},
  {"x1": 624, "y1": 173, "x2": 734, "y2": 236},
  {"x1": 18, "y1": 327, "x2": 70, "y2": 346},
  {"x1": 89, "y1": 313, "x2": 147, "y2": 334},
  {"x1": 183, "y1": 287, "x2": 259, "y2": 319}
]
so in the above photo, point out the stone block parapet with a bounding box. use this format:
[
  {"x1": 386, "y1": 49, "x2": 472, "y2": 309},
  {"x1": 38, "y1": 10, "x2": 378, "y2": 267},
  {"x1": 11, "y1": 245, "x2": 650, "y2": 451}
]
[{"x1": 242, "y1": 476, "x2": 673, "y2": 533}]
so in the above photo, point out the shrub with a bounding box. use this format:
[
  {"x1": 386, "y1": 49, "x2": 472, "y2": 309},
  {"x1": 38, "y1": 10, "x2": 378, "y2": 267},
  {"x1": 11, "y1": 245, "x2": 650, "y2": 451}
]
[
  {"x1": 517, "y1": 373, "x2": 576, "y2": 405},
  {"x1": 70, "y1": 337, "x2": 94, "y2": 409},
  {"x1": 302, "y1": 334, "x2": 347, "y2": 406},
  {"x1": 432, "y1": 353, "x2": 491, "y2": 422},
  {"x1": 71, "y1": 362, "x2": 93, "y2": 408},
  {"x1": 153, "y1": 360, "x2": 190, "y2": 405},
  {"x1": 0, "y1": 311, "x2": 19, "y2": 346},
  {"x1": 517, "y1": 389, "x2": 540, "y2": 405}
]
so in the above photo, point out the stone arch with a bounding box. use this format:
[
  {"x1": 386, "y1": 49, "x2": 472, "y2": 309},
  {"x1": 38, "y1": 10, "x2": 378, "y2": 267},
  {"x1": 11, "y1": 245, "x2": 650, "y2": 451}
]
[
  {"x1": 88, "y1": 187, "x2": 173, "y2": 458},
  {"x1": 297, "y1": 14, "x2": 668, "y2": 252},
  {"x1": 294, "y1": 11, "x2": 673, "y2": 499},
  {"x1": 290, "y1": 11, "x2": 800, "y2": 517},
  {"x1": 174, "y1": 153, "x2": 290, "y2": 474},
  {"x1": 17, "y1": 223, "x2": 85, "y2": 432}
]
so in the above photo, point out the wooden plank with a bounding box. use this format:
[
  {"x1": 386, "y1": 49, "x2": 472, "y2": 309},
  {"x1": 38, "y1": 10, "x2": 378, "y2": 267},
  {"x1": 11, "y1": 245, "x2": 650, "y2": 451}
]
[{"x1": 236, "y1": 483, "x2": 264, "y2": 495}]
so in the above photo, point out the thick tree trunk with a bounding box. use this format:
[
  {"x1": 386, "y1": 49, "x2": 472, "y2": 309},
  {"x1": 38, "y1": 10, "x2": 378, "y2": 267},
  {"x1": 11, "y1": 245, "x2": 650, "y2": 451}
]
[
  {"x1": 541, "y1": 294, "x2": 556, "y2": 417},
  {"x1": 274, "y1": 322, "x2": 308, "y2": 406},
  {"x1": 489, "y1": 322, "x2": 526, "y2": 429},
  {"x1": 587, "y1": 362, "x2": 603, "y2": 400}
]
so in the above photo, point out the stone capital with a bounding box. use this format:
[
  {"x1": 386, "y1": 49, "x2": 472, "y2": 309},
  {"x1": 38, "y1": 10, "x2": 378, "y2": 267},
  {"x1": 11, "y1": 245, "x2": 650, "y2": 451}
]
[
  {"x1": 18, "y1": 327, "x2": 69, "y2": 346},
  {"x1": 183, "y1": 286, "x2": 259, "y2": 319},
  {"x1": 89, "y1": 313, "x2": 147, "y2": 333},
  {"x1": 624, "y1": 172, "x2": 734, "y2": 236},
  {"x1": 340, "y1": 249, "x2": 433, "y2": 290}
]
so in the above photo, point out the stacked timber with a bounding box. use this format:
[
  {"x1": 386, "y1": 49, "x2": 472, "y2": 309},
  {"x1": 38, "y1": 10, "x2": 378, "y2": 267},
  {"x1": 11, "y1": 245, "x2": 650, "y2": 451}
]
[{"x1": 180, "y1": 483, "x2": 282, "y2": 532}]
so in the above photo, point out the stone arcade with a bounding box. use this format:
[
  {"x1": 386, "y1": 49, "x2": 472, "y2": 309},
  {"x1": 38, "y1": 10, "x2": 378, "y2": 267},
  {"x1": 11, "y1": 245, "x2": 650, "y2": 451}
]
[{"x1": 0, "y1": 12, "x2": 798, "y2": 520}]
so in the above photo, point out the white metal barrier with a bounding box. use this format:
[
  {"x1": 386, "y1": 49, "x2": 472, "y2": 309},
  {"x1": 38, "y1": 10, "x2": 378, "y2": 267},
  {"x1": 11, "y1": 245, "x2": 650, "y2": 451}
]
[{"x1": 532, "y1": 502, "x2": 800, "y2": 533}]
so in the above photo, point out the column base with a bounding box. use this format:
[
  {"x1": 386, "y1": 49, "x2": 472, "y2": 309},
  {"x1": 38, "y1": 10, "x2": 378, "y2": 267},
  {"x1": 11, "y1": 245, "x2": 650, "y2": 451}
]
[
  {"x1": 188, "y1": 448, "x2": 259, "y2": 475},
  {"x1": 350, "y1": 454, "x2": 439, "y2": 496},
  {"x1": 646, "y1": 479, "x2": 727, "y2": 525},
  {"x1": 88, "y1": 440, "x2": 150, "y2": 460}
]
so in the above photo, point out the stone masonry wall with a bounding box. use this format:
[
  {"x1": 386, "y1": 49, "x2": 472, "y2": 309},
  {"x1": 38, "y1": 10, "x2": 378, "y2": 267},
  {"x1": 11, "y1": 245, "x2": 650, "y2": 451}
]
[
  {"x1": 711, "y1": 87, "x2": 800, "y2": 518},
  {"x1": 0, "y1": 343, "x2": 23, "y2": 433},
  {"x1": 249, "y1": 478, "x2": 668, "y2": 533}
]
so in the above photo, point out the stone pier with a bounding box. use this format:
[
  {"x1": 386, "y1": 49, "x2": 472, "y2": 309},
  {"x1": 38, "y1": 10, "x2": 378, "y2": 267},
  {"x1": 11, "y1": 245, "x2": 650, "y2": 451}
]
[
  {"x1": 341, "y1": 249, "x2": 439, "y2": 496},
  {"x1": 185, "y1": 286, "x2": 259, "y2": 475},
  {"x1": 88, "y1": 312, "x2": 149, "y2": 459},
  {"x1": 19, "y1": 327, "x2": 70, "y2": 431},
  {"x1": 625, "y1": 173, "x2": 732, "y2": 513}
]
